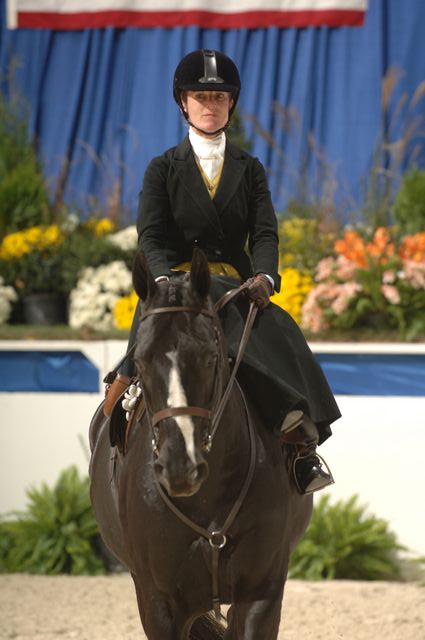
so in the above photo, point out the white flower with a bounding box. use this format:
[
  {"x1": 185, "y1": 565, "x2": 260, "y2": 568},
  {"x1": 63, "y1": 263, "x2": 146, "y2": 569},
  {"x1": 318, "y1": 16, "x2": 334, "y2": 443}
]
[
  {"x1": 68, "y1": 261, "x2": 132, "y2": 331},
  {"x1": 60, "y1": 212, "x2": 80, "y2": 233},
  {"x1": 0, "y1": 277, "x2": 18, "y2": 325},
  {"x1": 106, "y1": 225, "x2": 138, "y2": 252}
]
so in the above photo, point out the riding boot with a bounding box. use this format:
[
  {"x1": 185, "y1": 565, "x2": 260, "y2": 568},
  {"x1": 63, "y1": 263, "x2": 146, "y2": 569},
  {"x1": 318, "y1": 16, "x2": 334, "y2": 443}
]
[
  {"x1": 103, "y1": 374, "x2": 131, "y2": 417},
  {"x1": 280, "y1": 411, "x2": 334, "y2": 495}
]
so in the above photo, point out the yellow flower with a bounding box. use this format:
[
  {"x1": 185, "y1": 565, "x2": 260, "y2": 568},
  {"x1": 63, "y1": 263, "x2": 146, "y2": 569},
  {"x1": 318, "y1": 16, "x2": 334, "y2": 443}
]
[
  {"x1": 271, "y1": 268, "x2": 314, "y2": 324},
  {"x1": 85, "y1": 217, "x2": 116, "y2": 237},
  {"x1": 113, "y1": 290, "x2": 138, "y2": 330},
  {"x1": 0, "y1": 225, "x2": 64, "y2": 260}
]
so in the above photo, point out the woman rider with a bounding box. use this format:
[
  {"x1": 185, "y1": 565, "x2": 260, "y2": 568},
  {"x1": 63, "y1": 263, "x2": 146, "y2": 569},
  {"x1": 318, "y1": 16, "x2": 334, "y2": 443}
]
[{"x1": 105, "y1": 49, "x2": 341, "y2": 495}]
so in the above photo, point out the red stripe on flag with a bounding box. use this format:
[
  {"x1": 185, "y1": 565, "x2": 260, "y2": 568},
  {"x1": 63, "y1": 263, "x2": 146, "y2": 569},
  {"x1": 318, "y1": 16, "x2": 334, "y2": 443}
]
[{"x1": 16, "y1": 9, "x2": 366, "y2": 30}]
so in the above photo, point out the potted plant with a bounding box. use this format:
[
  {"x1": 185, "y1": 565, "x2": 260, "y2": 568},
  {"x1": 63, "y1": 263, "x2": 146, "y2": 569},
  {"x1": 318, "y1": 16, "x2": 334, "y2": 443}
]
[
  {"x1": 0, "y1": 216, "x2": 134, "y2": 326},
  {"x1": 301, "y1": 227, "x2": 425, "y2": 340},
  {"x1": 0, "y1": 223, "x2": 69, "y2": 324}
]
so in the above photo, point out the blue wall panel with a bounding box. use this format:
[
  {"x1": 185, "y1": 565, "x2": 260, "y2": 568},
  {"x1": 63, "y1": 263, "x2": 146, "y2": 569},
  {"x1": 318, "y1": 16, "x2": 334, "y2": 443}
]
[{"x1": 1, "y1": 0, "x2": 424, "y2": 218}]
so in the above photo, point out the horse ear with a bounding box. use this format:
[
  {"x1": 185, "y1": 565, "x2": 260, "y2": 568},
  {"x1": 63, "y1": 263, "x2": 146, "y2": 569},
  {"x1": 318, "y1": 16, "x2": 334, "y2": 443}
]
[
  {"x1": 190, "y1": 248, "x2": 211, "y2": 299},
  {"x1": 132, "y1": 251, "x2": 157, "y2": 301}
]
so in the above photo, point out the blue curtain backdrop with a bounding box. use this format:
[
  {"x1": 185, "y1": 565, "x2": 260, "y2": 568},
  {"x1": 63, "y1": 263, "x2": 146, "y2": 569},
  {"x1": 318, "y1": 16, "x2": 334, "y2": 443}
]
[{"x1": 1, "y1": 0, "x2": 425, "y2": 219}]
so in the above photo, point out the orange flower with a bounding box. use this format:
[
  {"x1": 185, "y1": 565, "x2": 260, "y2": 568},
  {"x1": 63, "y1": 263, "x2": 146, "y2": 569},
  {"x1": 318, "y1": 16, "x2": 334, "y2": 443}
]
[
  {"x1": 399, "y1": 232, "x2": 425, "y2": 263},
  {"x1": 366, "y1": 227, "x2": 395, "y2": 264},
  {"x1": 334, "y1": 230, "x2": 367, "y2": 267}
]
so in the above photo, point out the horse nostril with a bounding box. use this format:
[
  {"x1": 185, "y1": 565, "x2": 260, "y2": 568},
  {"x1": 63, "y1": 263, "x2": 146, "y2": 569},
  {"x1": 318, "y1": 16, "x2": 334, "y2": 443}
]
[
  {"x1": 154, "y1": 461, "x2": 164, "y2": 477},
  {"x1": 192, "y1": 462, "x2": 209, "y2": 484}
]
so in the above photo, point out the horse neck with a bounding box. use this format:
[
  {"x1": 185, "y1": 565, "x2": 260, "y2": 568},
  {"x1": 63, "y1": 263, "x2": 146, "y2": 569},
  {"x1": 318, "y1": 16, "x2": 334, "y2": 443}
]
[{"x1": 207, "y1": 385, "x2": 252, "y2": 491}]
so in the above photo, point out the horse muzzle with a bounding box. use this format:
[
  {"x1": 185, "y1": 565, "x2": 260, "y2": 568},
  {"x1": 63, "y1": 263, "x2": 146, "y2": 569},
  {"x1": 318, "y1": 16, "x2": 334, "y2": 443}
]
[{"x1": 154, "y1": 455, "x2": 209, "y2": 497}]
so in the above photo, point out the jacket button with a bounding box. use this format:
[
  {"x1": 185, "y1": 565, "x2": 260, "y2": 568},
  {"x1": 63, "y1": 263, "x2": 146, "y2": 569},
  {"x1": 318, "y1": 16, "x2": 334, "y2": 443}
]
[{"x1": 215, "y1": 249, "x2": 222, "y2": 256}]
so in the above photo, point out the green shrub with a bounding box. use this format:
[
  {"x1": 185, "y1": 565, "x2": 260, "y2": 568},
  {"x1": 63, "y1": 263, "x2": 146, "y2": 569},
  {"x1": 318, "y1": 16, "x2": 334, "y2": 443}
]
[
  {"x1": 0, "y1": 466, "x2": 106, "y2": 575},
  {"x1": 393, "y1": 168, "x2": 425, "y2": 235},
  {"x1": 289, "y1": 494, "x2": 405, "y2": 580},
  {"x1": 0, "y1": 91, "x2": 51, "y2": 236},
  {"x1": 58, "y1": 229, "x2": 133, "y2": 295},
  {"x1": 226, "y1": 107, "x2": 252, "y2": 152}
]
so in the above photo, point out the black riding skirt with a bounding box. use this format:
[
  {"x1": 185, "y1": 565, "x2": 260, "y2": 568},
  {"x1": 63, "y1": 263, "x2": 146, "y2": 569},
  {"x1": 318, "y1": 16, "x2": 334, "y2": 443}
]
[
  {"x1": 209, "y1": 276, "x2": 340, "y2": 444},
  {"x1": 122, "y1": 275, "x2": 340, "y2": 445}
]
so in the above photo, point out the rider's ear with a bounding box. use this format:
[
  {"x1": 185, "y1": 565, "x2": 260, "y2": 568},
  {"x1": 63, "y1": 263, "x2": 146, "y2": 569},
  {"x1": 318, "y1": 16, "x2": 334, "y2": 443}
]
[
  {"x1": 190, "y1": 248, "x2": 210, "y2": 299},
  {"x1": 132, "y1": 250, "x2": 157, "y2": 301}
]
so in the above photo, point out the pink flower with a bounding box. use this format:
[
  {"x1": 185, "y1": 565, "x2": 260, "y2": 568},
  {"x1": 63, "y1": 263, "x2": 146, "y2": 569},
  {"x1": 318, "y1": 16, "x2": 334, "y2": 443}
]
[
  {"x1": 402, "y1": 260, "x2": 425, "y2": 290},
  {"x1": 382, "y1": 269, "x2": 396, "y2": 284},
  {"x1": 330, "y1": 282, "x2": 362, "y2": 314},
  {"x1": 315, "y1": 257, "x2": 335, "y2": 282},
  {"x1": 381, "y1": 284, "x2": 401, "y2": 304},
  {"x1": 334, "y1": 255, "x2": 357, "y2": 281},
  {"x1": 301, "y1": 286, "x2": 331, "y2": 333}
]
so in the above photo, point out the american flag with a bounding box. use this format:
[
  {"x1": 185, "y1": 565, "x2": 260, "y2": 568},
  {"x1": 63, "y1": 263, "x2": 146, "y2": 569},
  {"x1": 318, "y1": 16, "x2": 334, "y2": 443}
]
[{"x1": 6, "y1": 0, "x2": 368, "y2": 30}]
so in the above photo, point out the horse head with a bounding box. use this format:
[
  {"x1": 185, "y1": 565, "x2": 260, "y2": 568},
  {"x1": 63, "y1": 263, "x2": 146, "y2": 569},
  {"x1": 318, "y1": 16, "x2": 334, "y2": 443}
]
[{"x1": 132, "y1": 249, "x2": 224, "y2": 497}]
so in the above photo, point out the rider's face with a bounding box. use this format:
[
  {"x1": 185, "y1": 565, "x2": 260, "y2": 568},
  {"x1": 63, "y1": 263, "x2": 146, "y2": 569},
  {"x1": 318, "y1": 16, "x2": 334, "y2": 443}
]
[{"x1": 181, "y1": 90, "x2": 233, "y2": 136}]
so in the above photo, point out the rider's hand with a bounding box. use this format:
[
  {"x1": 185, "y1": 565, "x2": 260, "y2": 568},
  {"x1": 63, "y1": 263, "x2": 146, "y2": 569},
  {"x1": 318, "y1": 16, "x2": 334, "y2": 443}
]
[{"x1": 245, "y1": 274, "x2": 273, "y2": 310}]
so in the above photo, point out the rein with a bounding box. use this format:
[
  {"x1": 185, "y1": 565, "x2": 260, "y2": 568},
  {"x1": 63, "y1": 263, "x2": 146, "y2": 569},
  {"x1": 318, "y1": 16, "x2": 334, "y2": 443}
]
[{"x1": 155, "y1": 380, "x2": 257, "y2": 621}]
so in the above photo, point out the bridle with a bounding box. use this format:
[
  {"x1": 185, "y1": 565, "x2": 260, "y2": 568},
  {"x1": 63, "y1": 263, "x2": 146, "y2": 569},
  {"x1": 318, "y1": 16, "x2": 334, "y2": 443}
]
[
  {"x1": 138, "y1": 286, "x2": 257, "y2": 455},
  {"x1": 138, "y1": 305, "x2": 221, "y2": 454},
  {"x1": 137, "y1": 287, "x2": 259, "y2": 620}
]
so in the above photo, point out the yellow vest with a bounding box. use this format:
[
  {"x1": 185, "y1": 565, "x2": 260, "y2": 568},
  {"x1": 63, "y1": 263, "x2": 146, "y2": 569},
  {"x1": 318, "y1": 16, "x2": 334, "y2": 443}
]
[{"x1": 195, "y1": 158, "x2": 224, "y2": 199}]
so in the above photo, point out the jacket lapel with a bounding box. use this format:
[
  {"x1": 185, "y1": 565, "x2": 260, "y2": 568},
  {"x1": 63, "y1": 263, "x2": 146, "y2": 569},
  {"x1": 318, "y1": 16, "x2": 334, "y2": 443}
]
[
  {"x1": 173, "y1": 137, "x2": 223, "y2": 237},
  {"x1": 214, "y1": 142, "x2": 249, "y2": 212}
]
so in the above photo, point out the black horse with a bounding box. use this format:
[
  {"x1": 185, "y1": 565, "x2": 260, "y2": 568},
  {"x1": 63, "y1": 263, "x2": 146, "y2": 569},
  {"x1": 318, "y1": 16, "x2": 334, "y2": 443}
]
[{"x1": 89, "y1": 249, "x2": 312, "y2": 639}]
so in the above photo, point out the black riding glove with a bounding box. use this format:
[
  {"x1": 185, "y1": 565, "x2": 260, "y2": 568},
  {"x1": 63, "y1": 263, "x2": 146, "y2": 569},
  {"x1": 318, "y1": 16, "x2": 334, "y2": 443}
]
[{"x1": 245, "y1": 274, "x2": 273, "y2": 310}]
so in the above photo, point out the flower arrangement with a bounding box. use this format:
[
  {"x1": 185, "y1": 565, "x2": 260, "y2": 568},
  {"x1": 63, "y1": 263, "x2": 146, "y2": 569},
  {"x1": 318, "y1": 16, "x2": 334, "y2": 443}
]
[
  {"x1": 68, "y1": 261, "x2": 132, "y2": 331},
  {"x1": 271, "y1": 268, "x2": 314, "y2": 324},
  {"x1": 301, "y1": 227, "x2": 425, "y2": 339},
  {"x1": 0, "y1": 276, "x2": 17, "y2": 324},
  {"x1": 0, "y1": 216, "x2": 133, "y2": 318},
  {"x1": 0, "y1": 224, "x2": 66, "y2": 297}
]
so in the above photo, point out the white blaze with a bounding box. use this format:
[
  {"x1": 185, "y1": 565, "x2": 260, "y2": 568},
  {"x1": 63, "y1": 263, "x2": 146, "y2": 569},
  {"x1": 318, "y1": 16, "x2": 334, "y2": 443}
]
[{"x1": 166, "y1": 350, "x2": 196, "y2": 464}]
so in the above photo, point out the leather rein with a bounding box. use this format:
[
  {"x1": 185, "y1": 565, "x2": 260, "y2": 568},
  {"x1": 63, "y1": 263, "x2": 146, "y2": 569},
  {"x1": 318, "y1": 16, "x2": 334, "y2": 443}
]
[{"x1": 138, "y1": 285, "x2": 259, "y2": 620}]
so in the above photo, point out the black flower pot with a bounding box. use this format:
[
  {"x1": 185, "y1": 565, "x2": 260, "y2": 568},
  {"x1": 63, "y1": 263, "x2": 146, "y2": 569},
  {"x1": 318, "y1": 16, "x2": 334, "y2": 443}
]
[{"x1": 23, "y1": 293, "x2": 67, "y2": 326}]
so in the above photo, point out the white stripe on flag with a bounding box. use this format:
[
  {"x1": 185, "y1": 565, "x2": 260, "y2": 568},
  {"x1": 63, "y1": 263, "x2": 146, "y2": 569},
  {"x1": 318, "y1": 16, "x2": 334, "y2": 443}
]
[{"x1": 7, "y1": 0, "x2": 368, "y2": 30}]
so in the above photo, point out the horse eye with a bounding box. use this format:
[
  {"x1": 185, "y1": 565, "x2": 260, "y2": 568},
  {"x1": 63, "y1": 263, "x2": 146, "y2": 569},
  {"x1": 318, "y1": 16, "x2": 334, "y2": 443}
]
[{"x1": 206, "y1": 354, "x2": 218, "y2": 367}]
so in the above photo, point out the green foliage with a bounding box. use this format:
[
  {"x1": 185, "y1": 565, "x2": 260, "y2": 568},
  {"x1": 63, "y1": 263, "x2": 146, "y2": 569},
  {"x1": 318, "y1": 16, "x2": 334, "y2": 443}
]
[
  {"x1": 289, "y1": 495, "x2": 404, "y2": 581},
  {"x1": 0, "y1": 466, "x2": 106, "y2": 575},
  {"x1": 0, "y1": 90, "x2": 51, "y2": 236},
  {"x1": 278, "y1": 214, "x2": 338, "y2": 274},
  {"x1": 226, "y1": 107, "x2": 252, "y2": 152},
  {"x1": 393, "y1": 168, "x2": 425, "y2": 235},
  {"x1": 58, "y1": 228, "x2": 133, "y2": 295}
]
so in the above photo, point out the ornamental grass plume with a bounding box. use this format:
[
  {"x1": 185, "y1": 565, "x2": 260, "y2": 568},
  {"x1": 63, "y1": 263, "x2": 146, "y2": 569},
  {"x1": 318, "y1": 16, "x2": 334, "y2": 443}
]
[{"x1": 301, "y1": 227, "x2": 425, "y2": 339}]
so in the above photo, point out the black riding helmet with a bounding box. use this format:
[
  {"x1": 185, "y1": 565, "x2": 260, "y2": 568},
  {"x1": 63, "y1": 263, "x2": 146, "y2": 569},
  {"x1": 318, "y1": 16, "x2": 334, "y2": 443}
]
[{"x1": 173, "y1": 49, "x2": 241, "y2": 134}]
